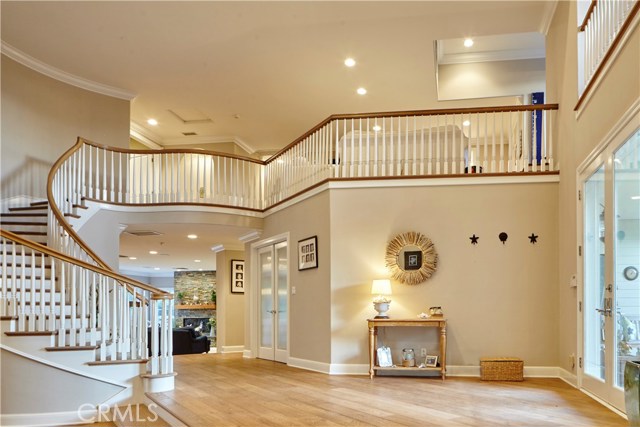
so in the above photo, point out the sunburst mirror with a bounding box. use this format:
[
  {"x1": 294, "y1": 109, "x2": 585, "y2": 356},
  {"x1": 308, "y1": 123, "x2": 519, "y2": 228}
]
[{"x1": 385, "y1": 231, "x2": 438, "y2": 285}]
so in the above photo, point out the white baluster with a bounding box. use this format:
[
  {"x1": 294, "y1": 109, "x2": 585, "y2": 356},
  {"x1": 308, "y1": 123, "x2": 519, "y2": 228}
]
[
  {"x1": 69, "y1": 265, "x2": 77, "y2": 346},
  {"x1": 412, "y1": 116, "x2": 417, "y2": 176},
  {"x1": 58, "y1": 261, "x2": 66, "y2": 346},
  {"x1": 18, "y1": 245, "x2": 25, "y2": 331},
  {"x1": 436, "y1": 115, "x2": 441, "y2": 175},
  {"x1": 420, "y1": 116, "x2": 426, "y2": 175},
  {"x1": 483, "y1": 113, "x2": 488, "y2": 172},
  {"x1": 38, "y1": 253, "x2": 46, "y2": 330},
  {"x1": 428, "y1": 115, "x2": 433, "y2": 175},
  {"x1": 443, "y1": 114, "x2": 449, "y2": 175},
  {"x1": 48, "y1": 258, "x2": 56, "y2": 331},
  {"x1": 28, "y1": 249, "x2": 36, "y2": 331}
]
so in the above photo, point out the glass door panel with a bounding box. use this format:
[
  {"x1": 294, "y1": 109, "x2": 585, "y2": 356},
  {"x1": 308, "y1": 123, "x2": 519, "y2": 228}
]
[
  {"x1": 584, "y1": 164, "x2": 606, "y2": 381},
  {"x1": 275, "y1": 242, "x2": 289, "y2": 363},
  {"x1": 259, "y1": 247, "x2": 274, "y2": 351},
  {"x1": 613, "y1": 130, "x2": 640, "y2": 389}
]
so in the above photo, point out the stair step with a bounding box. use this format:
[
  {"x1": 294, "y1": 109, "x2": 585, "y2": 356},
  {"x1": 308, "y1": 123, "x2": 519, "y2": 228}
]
[
  {"x1": 88, "y1": 358, "x2": 148, "y2": 366},
  {"x1": 45, "y1": 345, "x2": 99, "y2": 351},
  {"x1": 0, "y1": 212, "x2": 48, "y2": 218},
  {"x1": 72, "y1": 204, "x2": 88, "y2": 210},
  {"x1": 8, "y1": 231, "x2": 47, "y2": 236},
  {"x1": 30, "y1": 201, "x2": 48, "y2": 207},
  {"x1": 5, "y1": 263, "x2": 52, "y2": 269},
  {"x1": 64, "y1": 212, "x2": 80, "y2": 219},
  {"x1": 8, "y1": 206, "x2": 48, "y2": 212},
  {"x1": 5, "y1": 330, "x2": 55, "y2": 336},
  {"x1": 0, "y1": 316, "x2": 18, "y2": 320},
  {"x1": 0, "y1": 221, "x2": 47, "y2": 226}
]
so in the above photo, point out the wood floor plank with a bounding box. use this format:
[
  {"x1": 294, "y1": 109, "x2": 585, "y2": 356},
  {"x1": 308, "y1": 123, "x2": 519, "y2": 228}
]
[{"x1": 148, "y1": 354, "x2": 626, "y2": 427}]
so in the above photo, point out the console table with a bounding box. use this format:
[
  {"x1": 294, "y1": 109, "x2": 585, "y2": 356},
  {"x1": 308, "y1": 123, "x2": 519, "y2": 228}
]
[{"x1": 367, "y1": 318, "x2": 447, "y2": 380}]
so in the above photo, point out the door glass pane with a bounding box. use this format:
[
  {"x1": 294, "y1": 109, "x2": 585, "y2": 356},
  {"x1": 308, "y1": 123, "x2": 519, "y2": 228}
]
[
  {"x1": 276, "y1": 244, "x2": 288, "y2": 351},
  {"x1": 260, "y1": 249, "x2": 273, "y2": 348},
  {"x1": 613, "y1": 129, "x2": 640, "y2": 388},
  {"x1": 584, "y1": 164, "x2": 606, "y2": 380}
]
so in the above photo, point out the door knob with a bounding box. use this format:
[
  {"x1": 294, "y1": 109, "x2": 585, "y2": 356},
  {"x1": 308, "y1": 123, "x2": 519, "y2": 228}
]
[{"x1": 595, "y1": 307, "x2": 611, "y2": 316}]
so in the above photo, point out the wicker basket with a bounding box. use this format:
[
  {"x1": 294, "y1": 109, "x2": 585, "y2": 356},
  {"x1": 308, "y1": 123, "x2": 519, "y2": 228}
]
[{"x1": 480, "y1": 357, "x2": 524, "y2": 381}]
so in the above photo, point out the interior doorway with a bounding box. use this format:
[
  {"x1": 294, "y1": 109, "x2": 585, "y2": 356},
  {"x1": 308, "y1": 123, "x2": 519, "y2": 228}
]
[{"x1": 256, "y1": 240, "x2": 289, "y2": 363}]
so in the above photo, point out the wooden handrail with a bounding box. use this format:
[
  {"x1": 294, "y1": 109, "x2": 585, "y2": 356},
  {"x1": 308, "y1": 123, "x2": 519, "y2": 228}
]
[
  {"x1": 575, "y1": 0, "x2": 640, "y2": 111},
  {"x1": 579, "y1": 0, "x2": 598, "y2": 32},
  {"x1": 81, "y1": 137, "x2": 263, "y2": 165},
  {"x1": 0, "y1": 228, "x2": 172, "y2": 300},
  {"x1": 265, "y1": 104, "x2": 559, "y2": 163},
  {"x1": 46, "y1": 137, "x2": 171, "y2": 299}
]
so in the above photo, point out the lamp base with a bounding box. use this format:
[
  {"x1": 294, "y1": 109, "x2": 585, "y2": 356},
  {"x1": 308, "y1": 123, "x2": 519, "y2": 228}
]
[{"x1": 373, "y1": 301, "x2": 390, "y2": 319}]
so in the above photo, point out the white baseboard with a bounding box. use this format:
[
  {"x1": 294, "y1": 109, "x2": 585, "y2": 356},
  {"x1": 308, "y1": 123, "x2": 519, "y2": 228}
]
[
  {"x1": 287, "y1": 357, "x2": 331, "y2": 374},
  {"x1": 286, "y1": 360, "x2": 576, "y2": 381},
  {"x1": 220, "y1": 345, "x2": 244, "y2": 354},
  {"x1": 0, "y1": 409, "x2": 97, "y2": 427},
  {"x1": 329, "y1": 363, "x2": 369, "y2": 375},
  {"x1": 558, "y1": 368, "x2": 578, "y2": 387},
  {"x1": 242, "y1": 349, "x2": 253, "y2": 358}
]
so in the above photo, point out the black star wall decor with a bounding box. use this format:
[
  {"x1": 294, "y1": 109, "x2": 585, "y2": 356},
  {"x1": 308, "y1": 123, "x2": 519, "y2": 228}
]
[
  {"x1": 529, "y1": 233, "x2": 539, "y2": 244},
  {"x1": 469, "y1": 234, "x2": 479, "y2": 245}
]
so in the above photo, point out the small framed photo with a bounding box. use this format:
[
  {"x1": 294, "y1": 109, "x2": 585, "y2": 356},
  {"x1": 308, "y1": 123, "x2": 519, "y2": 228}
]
[
  {"x1": 298, "y1": 236, "x2": 318, "y2": 271},
  {"x1": 424, "y1": 355, "x2": 438, "y2": 367},
  {"x1": 231, "y1": 259, "x2": 245, "y2": 293},
  {"x1": 404, "y1": 250, "x2": 422, "y2": 271},
  {"x1": 376, "y1": 346, "x2": 393, "y2": 368}
]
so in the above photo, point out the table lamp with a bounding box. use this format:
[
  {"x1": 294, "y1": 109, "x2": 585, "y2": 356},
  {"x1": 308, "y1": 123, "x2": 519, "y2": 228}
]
[{"x1": 371, "y1": 279, "x2": 392, "y2": 318}]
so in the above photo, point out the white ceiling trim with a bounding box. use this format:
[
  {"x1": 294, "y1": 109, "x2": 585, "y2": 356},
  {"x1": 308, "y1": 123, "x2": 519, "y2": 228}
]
[
  {"x1": 539, "y1": 1, "x2": 559, "y2": 35},
  {"x1": 130, "y1": 121, "x2": 163, "y2": 150},
  {"x1": 438, "y1": 48, "x2": 545, "y2": 65},
  {"x1": 162, "y1": 135, "x2": 256, "y2": 154},
  {"x1": 1, "y1": 41, "x2": 137, "y2": 101}
]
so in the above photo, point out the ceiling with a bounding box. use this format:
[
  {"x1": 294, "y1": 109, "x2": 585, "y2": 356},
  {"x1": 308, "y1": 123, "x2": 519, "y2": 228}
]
[
  {"x1": 1, "y1": 1, "x2": 556, "y2": 277},
  {"x1": 1, "y1": 1, "x2": 556, "y2": 154}
]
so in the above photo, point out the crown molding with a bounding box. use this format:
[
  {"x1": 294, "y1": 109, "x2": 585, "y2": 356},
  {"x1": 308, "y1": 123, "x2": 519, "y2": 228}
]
[
  {"x1": 438, "y1": 48, "x2": 545, "y2": 65},
  {"x1": 162, "y1": 135, "x2": 256, "y2": 154},
  {"x1": 539, "y1": 1, "x2": 559, "y2": 36},
  {"x1": 210, "y1": 244, "x2": 225, "y2": 253},
  {"x1": 1, "y1": 41, "x2": 136, "y2": 100},
  {"x1": 130, "y1": 121, "x2": 164, "y2": 150},
  {"x1": 239, "y1": 231, "x2": 262, "y2": 243}
]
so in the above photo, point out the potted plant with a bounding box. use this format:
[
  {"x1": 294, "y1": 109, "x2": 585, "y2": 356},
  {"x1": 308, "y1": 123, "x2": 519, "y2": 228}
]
[
  {"x1": 211, "y1": 289, "x2": 217, "y2": 304},
  {"x1": 176, "y1": 291, "x2": 185, "y2": 304},
  {"x1": 626, "y1": 360, "x2": 640, "y2": 426}
]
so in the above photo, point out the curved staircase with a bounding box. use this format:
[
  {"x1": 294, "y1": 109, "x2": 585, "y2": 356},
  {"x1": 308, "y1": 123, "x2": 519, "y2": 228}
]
[{"x1": 1, "y1": 197, "x2": 174, "y2": 426}]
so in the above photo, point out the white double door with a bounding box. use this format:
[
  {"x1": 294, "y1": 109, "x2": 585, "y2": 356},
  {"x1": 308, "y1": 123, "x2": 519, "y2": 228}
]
[
  {"x1": 580, "y1": 127, "x2": 640, "y2": 411},
  {"x1": 257, "y1": 241, "x2": 289, "y2": 363}
]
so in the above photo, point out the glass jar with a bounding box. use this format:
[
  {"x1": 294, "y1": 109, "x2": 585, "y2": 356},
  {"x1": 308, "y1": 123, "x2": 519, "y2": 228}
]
[{"x1": 402, "y1": 348, "x2": 415, "y2": 367}]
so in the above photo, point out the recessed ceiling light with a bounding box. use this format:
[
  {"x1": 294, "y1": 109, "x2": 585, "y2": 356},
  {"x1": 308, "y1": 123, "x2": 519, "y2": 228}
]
[
  {"x1": 154, "y1": 267, "x2": 160, "y2": 271},
  {"x1": 128, "y1": 256, "x2": 137, "y2": 260},
  {"x1": 631, "y1": 196, "x2": 640, "y2": 200},
  {"x1": 194, "y1": 259, "x2": 201, "y2": 263},
  {"x1": 463, "y1": 120, "x2": 471, "y2": 127},
  {"x1": 357, "y1": 87, "x2": 367, "y2": 95},
  {"x1": 149, "y1": 250, "x2": 158, "y2": 255},
  {"x1": 187, "y1": 234, "x2": 198, "y2": 239},
  {"x1": 344, "y1": 58, "x2": 356, "y2": 67},
  {"x1": 147, "y1": 118, "x2": 158, "y2": 126},
  {"x1": 372, "y1": 125, "x2": 382, "y2": 132},
  {"x1": 198, "y1": 268, "x2": 203, "y2": 271},
  {"x1": 464, "y1": 38, "x2": 474, "y2": 48}
]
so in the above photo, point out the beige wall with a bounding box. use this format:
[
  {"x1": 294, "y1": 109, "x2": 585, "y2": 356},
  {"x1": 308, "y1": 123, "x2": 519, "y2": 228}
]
[
  {"x1": 329, "y1": 182, "x2": 559, "y2": 367},
  {"x1": 259, "y1": 191, "x2": 332, "y2": 363},
  {"x1": 216, "y1": 249, "x2": 246, "y2": 350},
  {"x1": 546, "y1": 1, "x2": 640, "y2": 373},
  {"x1": 438, "y1": 59, "x2": 546, "y2": 101},
  {"x1": 1, "y1": 57, "x2": 130, "y2": 200}
]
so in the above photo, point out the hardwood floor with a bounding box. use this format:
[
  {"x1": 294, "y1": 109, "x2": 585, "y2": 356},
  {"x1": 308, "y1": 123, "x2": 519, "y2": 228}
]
[{"x1": 147, "y1": 354, "x2": 625, "y2": 427}]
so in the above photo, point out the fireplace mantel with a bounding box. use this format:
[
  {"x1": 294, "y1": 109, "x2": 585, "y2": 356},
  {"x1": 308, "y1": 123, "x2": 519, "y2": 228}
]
[{"x1": 175, "y1": 304, "x2": 216, "y2": 310}]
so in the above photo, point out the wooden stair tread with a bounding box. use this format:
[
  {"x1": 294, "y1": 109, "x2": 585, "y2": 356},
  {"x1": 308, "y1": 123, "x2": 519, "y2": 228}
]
[
  {"x1": 0, "y1": 316, "x2": 18, "y2": 320},
  {"x1": 64, "y1": 213, "x2": 81, "y2": 218},
  {"x1": 5, "y1": 330, "x2": 55, "y2": 336},
  {"x1": 5, "y1": 263, "x2": 52, "y2": 268},
  {"x1": 88, "y1": 359, "x2": 149, "y2": 366},
  {"x1": 0, "y1": 212, "x2": 48, "y2": 217},
  {"x1": 10, "y1": 231, "x2": 47, "y2": 236},
  {"x1": 8, "y1": 206, "x2": 48, "y2": 212},
  {"x1": 45, "y1": 345, "x2": 99, "y2": 351},
  {"x1": 72, "y1": 204, "x2": 88, "y2": 210},
  {"x1": 30, "y1": 201, "x2": 48, "y2": 206},
  {"x1": 0, "y1": 221, "x2": 48, "y2": 226}
]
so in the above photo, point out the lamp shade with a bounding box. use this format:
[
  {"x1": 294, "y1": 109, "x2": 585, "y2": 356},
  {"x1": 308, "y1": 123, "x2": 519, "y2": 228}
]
[{"x1": 371, "y1": 279, "x2": 392, "y2": 296}]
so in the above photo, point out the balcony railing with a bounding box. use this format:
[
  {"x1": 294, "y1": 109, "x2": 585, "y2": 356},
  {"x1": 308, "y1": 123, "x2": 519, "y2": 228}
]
[{"x1": 577, "y1": 0, "x2": 639, "y2": 110}]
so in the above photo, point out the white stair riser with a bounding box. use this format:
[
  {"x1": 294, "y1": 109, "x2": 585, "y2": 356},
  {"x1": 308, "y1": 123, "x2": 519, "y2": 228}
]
[
  {"x1": 1, "y1": 224, "x2": 47, "y2": 234},
  {"x1": 2, "y1": 292, "x2": 61, "y2": 303}
]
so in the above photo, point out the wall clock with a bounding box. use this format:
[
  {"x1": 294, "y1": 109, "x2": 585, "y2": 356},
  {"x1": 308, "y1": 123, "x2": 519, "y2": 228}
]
[{"x1": 623, "y1": 266, "x2": 638, "y2": 281}]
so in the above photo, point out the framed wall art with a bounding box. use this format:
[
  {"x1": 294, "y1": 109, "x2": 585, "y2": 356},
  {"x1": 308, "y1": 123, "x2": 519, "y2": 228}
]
[
  {"x1": 231, "y1": 259, "x2": 245, "y2": 293},
  {"x1": 298, "y1": 236, "x2": 318, "y2": 271}
]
